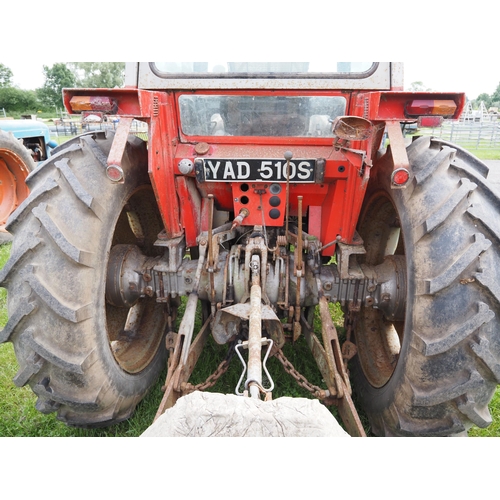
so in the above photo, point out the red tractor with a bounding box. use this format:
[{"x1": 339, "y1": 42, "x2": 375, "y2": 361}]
[{"x1": 2, "y1": 62, "x2": 499, "y2": 436}]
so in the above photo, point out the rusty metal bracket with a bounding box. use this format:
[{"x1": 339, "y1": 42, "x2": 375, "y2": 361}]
[
  {"x1": 154, "y1": 315, "x2": 212, "y2": 420},
  {"x1": 300, "y1": 274, "x2": 367, "y2": 437},
  {"x1": 301, "y1": 314, "x2": 341, "y2": 398},
  {"x1": 336, "y1": 379, "x2": 367, "y2": 437},
  {"x1": 386, "y1": 121, "x2": 411, "y2": 189},
  {"x1": 154, "y1": 239, "x2": 208, "y2": 421},
  {"x1": 106, "y1": 117, "x2": 133, "y2": 181},
  {"x1": 337, "y1": 232, "x2": 366, "y2": 280},
  {"x1": 318, "y1": 296, "x2": 351, "y2": 394}
]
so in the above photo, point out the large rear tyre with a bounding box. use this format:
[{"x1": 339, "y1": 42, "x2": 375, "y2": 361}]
[
  {"x1": 0, "y1": 130, "x2": 35, "y2": 239},
  {"x1": 353, "y1": 136, "x2": 500, "y2": 436},
  {"x1": 0, "y1": 131, "x2": 168, "y2": 427}
]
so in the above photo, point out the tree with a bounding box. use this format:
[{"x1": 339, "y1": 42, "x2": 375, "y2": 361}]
[
  {"x1": 37, "y1": 63, "x2": 76, "y2": 109},
  {"x1": 471, "y1": 82, "x2": 500, "y2": 109},
  {"x1": 0, "y1": 63, "x2": 13, "y2": 87},
  {"x1": 69, "y1": 62, "x2": 125, "y2": 88},
  {"x1": 0, "y1": 87, "x2": 39, "y2": 113},
  {"x1": 491, "y1": 82, "x2": 500, "y2": 108},
  {"x1": 474, "y1": 92, "x2": 492, "y2": 108}
]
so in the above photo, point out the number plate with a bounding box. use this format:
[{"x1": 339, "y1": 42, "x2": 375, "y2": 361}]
[{"x1": 198, "y1": 159, "x2": 316, "y2": 183}]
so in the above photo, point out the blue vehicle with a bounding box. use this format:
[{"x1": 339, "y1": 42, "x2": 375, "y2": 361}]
[
  {"x1": 0, "y1": 119, "x2": 57, "y2": 162},
  {"x1": 0, "y1": 119, "x2": 57, "y2": 237}
]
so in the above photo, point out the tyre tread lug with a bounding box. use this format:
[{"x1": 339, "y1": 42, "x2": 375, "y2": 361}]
[
  {"x1": 422, "y1": 233, "x2": 491, "y2": 294},
  {"x1": 412, "y1": 370, "x2": 484, "y2": 407},
  {"x1": 471, "y1": 335, "x2": 500, "y2": 382},
  {"x1": 13, "y1": 350, "x2": 44, "y2": 387},
  {"x1": 467, "y1": 202, "x2": 500, "y2": 245},
  {"x1": 54, "y1": 158, "x2": 104, "y2": 219},
  {"x1": 423, "y1": 178, "x2": 477, "y2": 234},
  {"x1": 457, "y1": 394, "x2": 492, "y2": 428},
  {"x1": 0, "y1": 235, "x2": 41, "y2": 285},
  {"x1": 32, "y1": 202, "x2": 93, "y2": 267},
  {"x1": 0, "y1": 300, "x2": 36, "y2": 343},
  {"x1": 20, "y1": 327, "x2": 85, "y2": 374},
  {"x1": 81, "y1": 134, "x2": 108, "y2": 168},
  {"x1": 416, "y1": 302, "x2": 494, "y2": 356},
  {"x1": 24, "y1": 266, "x2": 92, "y2": 323},
  {"x1": 5, "y1": 177, "x2": 59, "y2": 232},
  {"x1": 413, "y1": 146, "x2": 456, "y2": 186}
]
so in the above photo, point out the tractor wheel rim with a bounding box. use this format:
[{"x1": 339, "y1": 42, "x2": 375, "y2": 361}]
[
  {"x1": 0, "y1": 151, "x2": 29, "y2": 228},
  {"x1": 355, "y1": 192, "x2": 406, "y2": 388},
  {"x1": 105, "y1": 186, "x2": 166, "y2": 374}
]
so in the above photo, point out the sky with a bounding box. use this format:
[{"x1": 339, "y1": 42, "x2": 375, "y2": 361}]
[
  {"x1": 2, "y1": 1, "x2": 498, "y2": 101},
  {"x1": 3, "y1": 60, "x2": 498, "y2": 101}
]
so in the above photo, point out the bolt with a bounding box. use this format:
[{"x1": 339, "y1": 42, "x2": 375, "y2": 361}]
[
  {"x1": 381, "y1": 293, "x2": 391, "y2": 302},
  {"x1": 185, "y1": 277, "x2": 192, "y2": 284},
  {"x1": 143, "y1": 273, "x2": 152, "y2": 282},
  {"x1": 324, "y1": 282, "x2": 332, "y2": 291},
  {"x1": 145, "y1": 286, "x2": 154, "y2": 297}
]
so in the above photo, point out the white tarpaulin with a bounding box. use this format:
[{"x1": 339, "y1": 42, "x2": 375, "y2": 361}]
[{"x1": 141, "y1": 391, "x2": 350, "y2": 437}]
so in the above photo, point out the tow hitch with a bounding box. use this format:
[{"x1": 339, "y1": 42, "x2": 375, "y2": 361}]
[{"x1": 134, "y1": 221, "x2": 410, "y2": 436}]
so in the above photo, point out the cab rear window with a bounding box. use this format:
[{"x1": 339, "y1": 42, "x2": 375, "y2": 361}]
[
  {"x1": 179, "y1": 94, "x2": 347, "y2": 137},
  {"x1": 153, "y1": 62, "x2": 374, "y2": 78}
]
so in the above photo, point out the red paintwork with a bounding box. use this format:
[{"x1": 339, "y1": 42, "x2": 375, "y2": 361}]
[
  {"x1": 62, "y1": 86, "x2": 466, "y2": 256},
  {"x1": 175, "y1": 176, "x2": 201, "y2": 245},
  {"x1": 143, "y1": 91, "x2": 183, "y2": 238},
  {"x1": 63, "y1": 87, "x2": 143, "y2": 116},
  {"x1": 361, "y1": 91, "x2": 465, "y2": 120}
]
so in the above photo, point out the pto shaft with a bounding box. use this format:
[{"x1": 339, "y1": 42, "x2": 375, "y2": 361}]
[{"x1": 247, "y1": 254, "x2": 262, "y2": 398}]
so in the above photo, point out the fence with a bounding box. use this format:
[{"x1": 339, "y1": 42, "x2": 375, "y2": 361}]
[
  {"x1": 52, "y1": 118, "x2": 148, "y2": 142},
  {"x1": 52, "y1": 114, "x2": 500, "y2": 150},
  {"x1": 413, "y1": 118, "x2": 500, "y2": 150}
]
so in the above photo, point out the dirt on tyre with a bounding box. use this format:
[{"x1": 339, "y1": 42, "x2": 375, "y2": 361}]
[
  {"x1": 0, "y1": 129, "x2": 35, "y2": 241},
  {"x1": 352, "y1": 135, "x2": 500, "y2": 436},
  {"x1": 0, "y1": 131, "x2": 168, "y2": 427}
]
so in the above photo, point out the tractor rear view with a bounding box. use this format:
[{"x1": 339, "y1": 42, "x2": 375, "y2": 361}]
[{"x1": 2, "y1": 62, "x2": 500, "y2": 436}]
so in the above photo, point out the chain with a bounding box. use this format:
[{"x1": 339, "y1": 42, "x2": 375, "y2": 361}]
[
  {"x1": 182, "y1": 342, "x2": 237, "y2": 393},
  {"x1": 275, "y1": 346, "x2": 327, "y2": 400}
]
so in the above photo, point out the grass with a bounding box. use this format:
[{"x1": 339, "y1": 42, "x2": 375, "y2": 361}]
[{"x1": 466, "y1": 148, "x2": 500, "y2": 160}]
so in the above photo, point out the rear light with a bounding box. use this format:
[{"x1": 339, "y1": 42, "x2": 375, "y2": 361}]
[
  {"x1": 406, "y1": 99, "x2": 457, "y2": 117},
  {"x1": 69, "y1": 96, "x2": 117, "y2": 113},
  {"x1": 106, "y1": 165, "x2": 124, "y2": 182},
  {"x1": 418, "y1": 116, "x2": 444, "y2": 128},
  {"x1": 392, "y1": 168, "x2": 410, "y2": 187}
]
